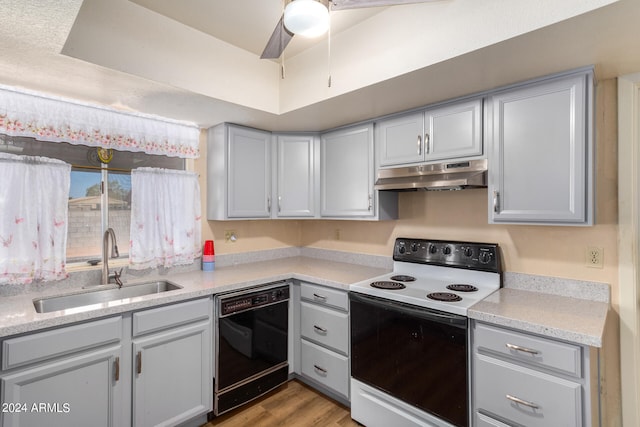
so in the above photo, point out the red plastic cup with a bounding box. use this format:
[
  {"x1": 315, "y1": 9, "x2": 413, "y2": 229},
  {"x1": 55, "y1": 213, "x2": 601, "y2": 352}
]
[{"x1": 203, "y1": 240, "x2": 215, "y2": 256}]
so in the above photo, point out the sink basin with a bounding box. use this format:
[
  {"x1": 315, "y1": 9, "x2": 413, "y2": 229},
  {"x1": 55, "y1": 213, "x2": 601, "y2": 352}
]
[{"x1": 33, "y1": 281, "x2": 183, "y2": 313}]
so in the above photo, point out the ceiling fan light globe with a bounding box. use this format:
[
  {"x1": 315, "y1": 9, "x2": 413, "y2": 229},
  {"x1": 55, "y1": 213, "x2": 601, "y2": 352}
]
[{"x1": 284, "y1": 0, "x2": 329, "y2": 38}]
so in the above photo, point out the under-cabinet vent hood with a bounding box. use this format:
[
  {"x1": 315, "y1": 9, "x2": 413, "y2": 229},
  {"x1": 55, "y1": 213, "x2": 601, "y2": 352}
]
[{"x1": 374, "y1": 159, "x2": 488, "y2": 191}]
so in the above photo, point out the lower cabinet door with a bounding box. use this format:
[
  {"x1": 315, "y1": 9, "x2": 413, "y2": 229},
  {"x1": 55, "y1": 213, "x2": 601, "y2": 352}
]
[
  {"x1": 132, "y1": 321, "x2": 212, "y2": 427},
  {"x1": 0, "y1": 345, "x2": 123, "y2": 427},
  {"x1": 300, "y1": 339, "x2": 349, "y2": 399},
  {"x1": 474, "y1": 354, "x2": 582, "y2": 427}
]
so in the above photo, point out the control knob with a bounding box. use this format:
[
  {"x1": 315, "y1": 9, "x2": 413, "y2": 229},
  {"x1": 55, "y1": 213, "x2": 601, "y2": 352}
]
[
  {"x1": 479, "y1": 251, "x2": 493, "y2": 264},
  {"x1": 464, "y1": 247, "x2": 474, "y2": 257},
  {"x1": 398, "y1": 242, "x2": 406, "y2": 254},
  {"x1": 410, "y1": 242, "x2": 419, "y2": 252},
  {"x1": 428, "y1": 244, "x2": 438, "y2": 254},
  {"x1": 443, "y1": 246, "x2": 452, "y2": 255}
]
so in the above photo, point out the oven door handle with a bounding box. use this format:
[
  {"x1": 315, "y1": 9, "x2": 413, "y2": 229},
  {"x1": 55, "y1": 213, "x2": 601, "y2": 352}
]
[{"x1": 349, "y1": 291, "x2": 467, "y2": 329}]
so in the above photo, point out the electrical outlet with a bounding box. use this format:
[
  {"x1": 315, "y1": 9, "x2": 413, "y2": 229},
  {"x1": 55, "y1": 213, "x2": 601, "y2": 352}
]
[
  {"x1": 334, "y1": 229, "x2": 341, "y2": 241},
  {"x1": 225, "y1": 230, "x2": 237, "y2": 243},
  {"x1": 586, "y1": 246, "x2": 604, "y2": 268}
]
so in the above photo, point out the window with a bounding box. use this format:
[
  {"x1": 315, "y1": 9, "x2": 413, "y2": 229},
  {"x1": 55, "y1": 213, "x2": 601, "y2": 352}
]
[{"x1": 0, "y1": 137, "x2": 184, "y2": 264}]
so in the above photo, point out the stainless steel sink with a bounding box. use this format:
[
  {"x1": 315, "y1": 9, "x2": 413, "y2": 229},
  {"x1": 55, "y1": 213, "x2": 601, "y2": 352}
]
[{"x1": 33, "y1": 281, "x2": 183, "y2": 313}]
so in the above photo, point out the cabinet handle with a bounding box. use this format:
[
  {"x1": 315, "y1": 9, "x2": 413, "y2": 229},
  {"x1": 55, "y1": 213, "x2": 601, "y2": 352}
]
[
  {"x1": 114, "y1": 357, "x2": 120, "y2": 382},
  {"x1": 368, "y1": 194, "x2": 372, "y2": 211},
  {"x1": 493, "y1": 190, "x2": 500, "y2": 213},
  {"x1": 314, "y1": 364, "x2": 328, "y2": 375},
  {"x1": 506, "y1": 343, "x2": 540, "y2": 355},
  {"x1": 136, "y1": 351, "x2": 142, "y2": 375},
  {"x1": 313, "y1": 293, "x2": 327, "y2": 301},
  {"x1": 417, "y1": 135, "x2": 422, "y2": 156},
  {"x1": 278, "y1": 196, "x2": 282, "y2": 213},
  {"x1": 506, "y1": 394, "x2": 540, "y2": 410},
  {"x1": 267, "y1": 197, "x2": 272, "y2": 213},
  {"x1": 424, "y1": 133, "x2": 430, "y2": 154},
  {"x1": 313, "y1": 325, "x2": 328, "y2": 334}
]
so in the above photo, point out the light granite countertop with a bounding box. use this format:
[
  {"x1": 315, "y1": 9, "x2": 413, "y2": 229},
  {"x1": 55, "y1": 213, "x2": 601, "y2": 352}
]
[
  {"x1": 468, "y1": 272, "x2": 610, "y2": 348},
  {"x1": 0, "y1": 251, "x2": 611, "y2": 349},
  {"x1": 0, "y1": 255, "x2": 390, "y2": 338}
]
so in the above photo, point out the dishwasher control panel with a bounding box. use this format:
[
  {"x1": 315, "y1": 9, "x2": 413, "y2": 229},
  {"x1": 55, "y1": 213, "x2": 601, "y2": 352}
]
[{"x1": 219, "y1": 283, "x2": 290, "y2": 316}]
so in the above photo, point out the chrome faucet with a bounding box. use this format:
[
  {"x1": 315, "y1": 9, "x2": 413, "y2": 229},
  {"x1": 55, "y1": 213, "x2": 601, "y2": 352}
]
[{"x1": 102, "y1": 228, "x2": 122, "y2": 286}]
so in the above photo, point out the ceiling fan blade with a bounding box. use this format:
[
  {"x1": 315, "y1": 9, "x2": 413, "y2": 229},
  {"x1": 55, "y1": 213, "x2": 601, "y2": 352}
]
[
  {"x1": 330, "y1": 0, "x2": 440, "y2": 11},
  {"x1": 260, "y1": 15, "x2": 294, "y2": 59}
]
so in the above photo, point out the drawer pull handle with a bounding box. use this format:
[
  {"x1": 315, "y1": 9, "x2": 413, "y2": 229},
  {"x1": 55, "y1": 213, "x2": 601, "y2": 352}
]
[
  {"x1": 506, "y1": 343, "x2": 540, "y2": 355},
  {"x1": 136, "y1": 351, "x2": 142, "y2": 375},
  {"x1": 313, "y1": 293, "x2": 327, "y2": 301},
  {"x1": 313, "y1": 325, "x2": 328, "y2": 334},
  {"x1": 314, "y1": 364, "x2": 328, "y2": 375},
  {"x1": 506, "y1": 394, "x2": 540, "y2": 410}
]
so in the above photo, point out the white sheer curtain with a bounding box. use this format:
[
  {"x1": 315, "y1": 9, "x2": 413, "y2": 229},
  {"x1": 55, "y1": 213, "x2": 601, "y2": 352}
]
[
  {"x1": 129, "y1": 168, "x2": 202, "y2": 270},
  {"x1": 0, "y1": 152, "x2": 71, "y2": 284}
]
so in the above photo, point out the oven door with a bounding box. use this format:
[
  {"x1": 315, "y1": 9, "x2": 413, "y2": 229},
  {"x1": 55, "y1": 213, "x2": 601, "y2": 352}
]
[
  {"x1": 350, "y1": 292, "x2": 469, "y2": 427},
  {"x1": 216, "y1": 299, "x2": 288, "y2": 391}
]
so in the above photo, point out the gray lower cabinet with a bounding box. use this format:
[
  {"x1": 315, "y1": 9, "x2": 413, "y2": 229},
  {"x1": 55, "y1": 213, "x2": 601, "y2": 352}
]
[
  {"x1": 131, "y1": 298, "x2": 213, "y2": 427},
  {"x1": 298, "y1": 282, "x2": 350, "y2": 401},
  {"x1": 488, "y1": 68, "x2": 594, "y2": 225},
  {"x1": 472, "y1": 321, "x2": 597, "y2": 427},
  {"x1": 0, "y1": 297, "x2": 213, "y2": 427},
  {"x1": 0, "y1": 317, "x2": 123, "y2": 427}
]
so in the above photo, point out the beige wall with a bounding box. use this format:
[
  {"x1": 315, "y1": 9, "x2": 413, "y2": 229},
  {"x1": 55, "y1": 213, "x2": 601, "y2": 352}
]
[{"x1": 195, "y1": 78, "x2": 621, "y2": 425}]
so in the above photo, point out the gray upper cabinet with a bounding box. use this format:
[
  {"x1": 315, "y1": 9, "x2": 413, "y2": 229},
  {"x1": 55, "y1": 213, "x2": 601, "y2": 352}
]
[
  {"x1": 320, "y1": 123, "x2": 397, "y2": 219},
  {"x1": 207, "y1": 124, "x2": 272, "y2": 220},
  {"x1": 377, "y1": 98, "x2": 483, "y2": 167},
  {"x1": 321, "y1": 123, "x2": 382, "y2": 218},
  {"x1": 275, "y1": 134, "x2": 317, "y2": 218},
  {"x1": 488, "y1": 69, "x2": 593, "y2": 225}
]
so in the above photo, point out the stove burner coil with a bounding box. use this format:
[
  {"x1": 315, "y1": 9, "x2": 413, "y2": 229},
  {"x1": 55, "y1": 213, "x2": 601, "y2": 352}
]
[
  {"x1": 389, "y1": 275, "x2": 416, "y2": 282},
  {"x1": 427, "y1": 292, "x2": 462, "y2": 302},
  {"x1": 446, "y1": 284, "x2": 478, "y2": 292},
  {"x1": 370, "y1": 281, "x2": 406, "y2": 290}
]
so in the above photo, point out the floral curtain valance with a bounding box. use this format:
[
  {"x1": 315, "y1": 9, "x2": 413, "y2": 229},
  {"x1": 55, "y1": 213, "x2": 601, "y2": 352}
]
[{"x1": 0, "y1": 84, "x2": 200, "y2": 159}]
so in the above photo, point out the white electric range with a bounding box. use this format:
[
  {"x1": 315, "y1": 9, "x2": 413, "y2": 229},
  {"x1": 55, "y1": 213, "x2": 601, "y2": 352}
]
[{"x1": 349, "y1": 237, "x2": 502, "y2": 427}]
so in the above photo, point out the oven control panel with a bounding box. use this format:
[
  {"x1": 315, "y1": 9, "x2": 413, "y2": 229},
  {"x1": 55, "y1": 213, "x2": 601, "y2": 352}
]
[
  {"x1": 393, "y1": 238, "x2": 501, "y2": 273},
  {"x1": 219, "y1": 284, "x2": 290, "y2": 316}
]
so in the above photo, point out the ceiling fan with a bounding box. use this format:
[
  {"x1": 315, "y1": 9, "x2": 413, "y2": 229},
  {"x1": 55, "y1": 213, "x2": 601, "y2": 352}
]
[{"x1": 261, "y1": 0, "x2": 441, "y2": 59}]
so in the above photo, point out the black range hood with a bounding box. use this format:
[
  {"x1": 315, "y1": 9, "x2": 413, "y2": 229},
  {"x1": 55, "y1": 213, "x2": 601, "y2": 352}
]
[{"x1": 374, "y1": 159, "x2": 488, "y2": 191}]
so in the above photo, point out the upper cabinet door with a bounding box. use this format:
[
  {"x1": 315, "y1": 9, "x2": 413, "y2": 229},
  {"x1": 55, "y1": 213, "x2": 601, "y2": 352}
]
[
  {"x1": 489, "y1": 71, "x2": 593, "y2": 225},
  {"x1": 321, "y1": 124, "x2": 375, "y2": 217},
  {"x1": 425, "y1": 98, "x2": 483, "y2": 161},
  {"x1": 276, "y1": 134, "x2": 316, "y2": 218},
  {"x1": 377, "y1": 112, "x2": 424, "y2": 166},
  {"x1": 377, "y1": 98, "x2": 483, "y2": 167},
  {"x1": 227, "y1": 126, "x2": 271, "y2": 218}
]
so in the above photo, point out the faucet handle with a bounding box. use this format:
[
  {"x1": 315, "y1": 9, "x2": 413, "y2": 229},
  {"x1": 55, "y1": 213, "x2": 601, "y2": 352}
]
[{"x1": 114, "y1": 268, "x2": 123, "y2": 288}]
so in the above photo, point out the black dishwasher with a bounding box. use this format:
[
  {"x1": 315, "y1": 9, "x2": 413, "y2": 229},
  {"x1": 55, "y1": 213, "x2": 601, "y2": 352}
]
[{"x1": 213, "y1": 282, "x2": 289, "y2": 415}]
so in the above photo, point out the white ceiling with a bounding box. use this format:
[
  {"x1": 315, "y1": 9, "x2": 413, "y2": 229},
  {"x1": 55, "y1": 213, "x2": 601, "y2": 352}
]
[
  {"x1": 130, "y1": 0, "x2": 386, "y2": 58},
  {"x1": 1, "y1": 0, "x2": 640, "y2": 132}
]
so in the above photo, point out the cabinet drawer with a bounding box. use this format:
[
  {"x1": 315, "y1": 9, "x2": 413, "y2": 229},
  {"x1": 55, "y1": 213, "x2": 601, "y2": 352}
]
[
  {"x1": 474, "y1": 354, "x2": 582, "y2": 427},
  {"x1": 300, "y1": 283, "x2": 348, "y2": 311},
  {"x1": 300, "y1": 302, "x2": 348, "y2": 355},
  {"x1": 475, "y1": 413, "x2": 511, "y2": 427},
  {"x1": 133, "y1": 297, "x2": 211, "y2": 337},
  {"x1": 2, "y1": 316, "x2": 122, "y2": 370},
  {"x1": 474, "y1": 322, "x2": 582, "y2": 377},
  {"x1": 301, "y1": 339, "x2": 349, "y2": 399}
]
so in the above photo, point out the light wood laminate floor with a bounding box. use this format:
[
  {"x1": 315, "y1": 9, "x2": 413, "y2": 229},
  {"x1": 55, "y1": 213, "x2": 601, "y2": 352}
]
[{"x1": 203, "y1": 380, "x2": 360, "y2": 427}]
